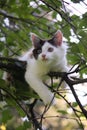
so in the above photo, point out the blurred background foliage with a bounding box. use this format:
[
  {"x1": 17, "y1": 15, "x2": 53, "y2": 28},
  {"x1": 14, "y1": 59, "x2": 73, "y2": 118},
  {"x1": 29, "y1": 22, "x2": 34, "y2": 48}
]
[{"x1": 0, "y1": 0, "x2": 87, "y2": 130}]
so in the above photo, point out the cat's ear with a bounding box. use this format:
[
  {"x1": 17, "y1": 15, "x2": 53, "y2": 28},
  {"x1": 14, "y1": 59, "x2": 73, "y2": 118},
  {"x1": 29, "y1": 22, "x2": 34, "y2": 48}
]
[
  {"x1": 53, "y1": 30, "x2": 63, "y2": 46},
  {"x1": 30, "y1": 33, "x2": 41, "y2": 48}
]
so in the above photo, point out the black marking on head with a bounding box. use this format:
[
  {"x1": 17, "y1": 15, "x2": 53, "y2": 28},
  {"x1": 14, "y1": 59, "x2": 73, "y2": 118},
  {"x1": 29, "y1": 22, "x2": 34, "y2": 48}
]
[
  {"x1": 48, "y1": 38, "x2": 57, "y2": 47},
  {"x1": 33, "y1": 48, "x2": 42, "y2": 59},
  {"x1": 33, "y1": 40, "x2": 45, "y2": 59},
  {"x1": 48, "y1": 30, "x2": 63, "y2": 46}
]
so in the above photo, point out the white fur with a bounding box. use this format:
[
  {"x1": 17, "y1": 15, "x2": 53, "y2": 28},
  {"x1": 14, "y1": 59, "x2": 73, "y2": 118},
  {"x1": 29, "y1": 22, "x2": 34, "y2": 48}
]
[{"x1": 22, "y1": 41, "x2": 68, "y2": 105}]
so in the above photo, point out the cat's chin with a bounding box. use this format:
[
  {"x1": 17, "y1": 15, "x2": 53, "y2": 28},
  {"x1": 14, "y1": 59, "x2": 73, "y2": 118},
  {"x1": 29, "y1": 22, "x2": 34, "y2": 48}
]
[
  {"x1": 42, "y1": 58, "x2": 48, "y2": 61},
  {"x1": 38, "y1": 57, "x2": 48, "y2": 62}
]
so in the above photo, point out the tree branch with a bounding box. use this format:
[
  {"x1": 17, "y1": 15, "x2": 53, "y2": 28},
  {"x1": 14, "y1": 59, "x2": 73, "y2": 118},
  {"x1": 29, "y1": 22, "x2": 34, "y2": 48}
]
[
  {"x1": 49, "y1": 71, "x2": 87, "y2": 119},
  {"x1": 29, "y1": 99, "x2": 42, "y2": 130},
  {"x1": 0, "y1": 57, "x2": 87, "y2": 126}
]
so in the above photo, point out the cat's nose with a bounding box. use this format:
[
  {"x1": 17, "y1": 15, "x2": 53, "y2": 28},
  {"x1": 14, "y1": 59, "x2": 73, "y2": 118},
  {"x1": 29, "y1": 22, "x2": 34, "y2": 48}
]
[{"x1": 42, "y1": 54, "x2": 46, "y2": 58}]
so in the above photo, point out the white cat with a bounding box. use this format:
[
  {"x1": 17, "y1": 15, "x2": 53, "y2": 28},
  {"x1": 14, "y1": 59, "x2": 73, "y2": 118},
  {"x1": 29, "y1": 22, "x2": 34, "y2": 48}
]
[{"x1": 20, "y1": 30, "x2": 68, "y2": 105}]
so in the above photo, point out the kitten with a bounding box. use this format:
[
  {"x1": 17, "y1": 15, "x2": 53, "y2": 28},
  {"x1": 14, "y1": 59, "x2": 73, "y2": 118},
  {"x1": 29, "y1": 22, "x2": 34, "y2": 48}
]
[{"x1": 20, "y1": 30, "x2": 68, "y2": 105}]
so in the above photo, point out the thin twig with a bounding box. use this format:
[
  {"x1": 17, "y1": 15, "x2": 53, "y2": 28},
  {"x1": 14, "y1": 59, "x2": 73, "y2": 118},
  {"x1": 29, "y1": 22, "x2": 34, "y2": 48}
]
[
  {"x1": 52, "y1": 89, "x2": 84, "y2": 129},
  {"x1": 40, "y1": 0, "x2": 76, "y2": 31}
]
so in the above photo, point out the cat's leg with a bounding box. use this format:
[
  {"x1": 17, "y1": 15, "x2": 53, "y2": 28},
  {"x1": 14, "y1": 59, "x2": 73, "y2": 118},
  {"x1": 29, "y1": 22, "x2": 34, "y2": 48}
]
[{"x1": 25, "y1": 73, "x2": 55, "y2": 105}]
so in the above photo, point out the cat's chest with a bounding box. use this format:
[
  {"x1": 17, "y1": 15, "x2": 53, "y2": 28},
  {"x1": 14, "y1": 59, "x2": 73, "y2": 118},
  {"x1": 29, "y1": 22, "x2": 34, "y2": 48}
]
[{"x1": 27, "y1": 59, "x2": 51, "y2": 76}]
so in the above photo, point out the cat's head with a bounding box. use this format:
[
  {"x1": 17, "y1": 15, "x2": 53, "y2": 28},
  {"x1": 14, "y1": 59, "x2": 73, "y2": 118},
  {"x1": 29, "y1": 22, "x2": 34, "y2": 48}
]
[{"x1": 30, "y1": 30, "x2": 67, "y2": 63}]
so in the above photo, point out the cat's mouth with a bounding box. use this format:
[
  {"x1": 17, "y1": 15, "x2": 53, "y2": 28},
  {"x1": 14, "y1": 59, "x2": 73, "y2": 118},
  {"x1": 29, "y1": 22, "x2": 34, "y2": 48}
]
[
  {"x1": 41, "y1": 54, "x2": 48, "y2": 61},
  {"x1": 42, "y1": 57, "x2": 48, "y2": 61}
]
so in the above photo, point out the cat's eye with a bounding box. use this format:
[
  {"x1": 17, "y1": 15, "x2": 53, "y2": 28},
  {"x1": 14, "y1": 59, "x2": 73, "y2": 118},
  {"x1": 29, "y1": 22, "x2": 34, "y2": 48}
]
[
  {"x1": 37, "y1": 49, "x2": 42, "y2": 54},
  {"x1": 48, "y1": 47, "x2": 53, "y2": 52}
]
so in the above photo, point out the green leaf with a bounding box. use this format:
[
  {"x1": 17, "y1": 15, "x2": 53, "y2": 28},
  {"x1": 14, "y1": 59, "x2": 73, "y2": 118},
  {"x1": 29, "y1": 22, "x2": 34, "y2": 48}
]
[
  {"x1": 16, "y1": 121, "x2": 32, "y2": 130},
  {"x1": 0, "y1": 79, "x2": 8, "y2": 90},
  {"x1": 16, "y1": 125, "x2": 25, "y2": 130},
  {"x1": 6, "y1": 98, "x2": 25, "y2": 117},
  {"x1": 72, "y1": 102, "x2": 78, "y2": 107},
  {"x1": 57, "y1": 110, "x2": 68, "y2": 115},
  {"x1": 2, "y1": 109, "x2": 13, "y2": 123},
  {"x1": 24, "y1": 121, "x2": 32, "y2": 129}
]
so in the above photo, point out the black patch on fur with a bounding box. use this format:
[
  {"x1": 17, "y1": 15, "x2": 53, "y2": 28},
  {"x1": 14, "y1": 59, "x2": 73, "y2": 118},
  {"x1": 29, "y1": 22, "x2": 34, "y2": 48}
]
[
  {"x1": 48, "y1": 38, "x2": 57, "y2": 47},
  {"x1": 33, "y1": 48, "x2": 42, "y2": 59},
  {"x1": 33, "y1": 40, "x2": 45, "y2": 59}
]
